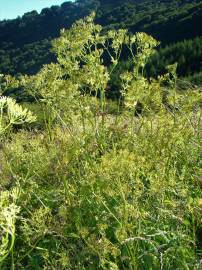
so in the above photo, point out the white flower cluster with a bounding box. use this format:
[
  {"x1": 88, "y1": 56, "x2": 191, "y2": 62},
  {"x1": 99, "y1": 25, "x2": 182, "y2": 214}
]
[
  {"x1": 0, "y1": 96, "x2": 36, "y2": 136},
  {"x1": 0, "y1": 189, "x2": 20, "y2": 263}
]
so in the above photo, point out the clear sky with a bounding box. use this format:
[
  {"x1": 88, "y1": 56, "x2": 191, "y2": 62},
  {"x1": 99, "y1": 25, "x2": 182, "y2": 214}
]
[{"x1": 0, "y1": 0, "x2": 73, "y2": 20}]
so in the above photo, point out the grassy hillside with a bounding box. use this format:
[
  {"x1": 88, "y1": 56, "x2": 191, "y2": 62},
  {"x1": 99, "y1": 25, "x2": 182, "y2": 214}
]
[
  {"x1": 0, "y1": 15, "x2": 201, "y2": 269},
  {"x1": 0, "y1": 0, "x2": 201, "y2": 75}
]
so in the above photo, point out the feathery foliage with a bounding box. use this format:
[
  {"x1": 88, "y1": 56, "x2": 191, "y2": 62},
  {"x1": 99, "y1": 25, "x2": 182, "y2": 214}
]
[{"x1": 0, "y1": 14, "x2": 201, "y2": 269}]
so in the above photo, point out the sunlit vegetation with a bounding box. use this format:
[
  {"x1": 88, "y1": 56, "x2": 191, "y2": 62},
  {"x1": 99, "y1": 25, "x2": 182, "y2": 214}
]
[{"x1": 0, "y1": 14, "x2": 201, "y2": 269}]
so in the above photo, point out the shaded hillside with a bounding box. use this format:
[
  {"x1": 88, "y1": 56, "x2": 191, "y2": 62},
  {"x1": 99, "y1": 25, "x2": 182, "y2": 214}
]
[
  {"x1": 0, "y1": 0, "x2": 202, "y2": 75},
  {"x1": 146, "y1": 36, "x2": 202, "y2": 77}
]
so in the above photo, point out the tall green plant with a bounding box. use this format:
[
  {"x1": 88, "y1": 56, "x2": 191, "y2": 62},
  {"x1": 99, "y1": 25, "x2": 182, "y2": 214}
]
[{"x1": 0, "y1": 13, "x2": 201, "y2": 270}]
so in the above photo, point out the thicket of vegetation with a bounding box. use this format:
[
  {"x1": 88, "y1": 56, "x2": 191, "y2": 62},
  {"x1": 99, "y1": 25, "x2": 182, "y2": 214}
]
[
  {"x1": 0, "y1": 14, "x2": 201, "y2": 269},
  {"x1": 0, "y1": 0, "x2": 202, "y2": 76}
]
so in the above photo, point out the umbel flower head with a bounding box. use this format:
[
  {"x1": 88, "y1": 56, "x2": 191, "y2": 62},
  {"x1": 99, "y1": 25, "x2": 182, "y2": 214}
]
[
  {"x1": 0, "y1": 189, "x2": 20, "y2": 263},
  {"x1": 0, "y1": 96, "x2": 36, "y2": 136}
]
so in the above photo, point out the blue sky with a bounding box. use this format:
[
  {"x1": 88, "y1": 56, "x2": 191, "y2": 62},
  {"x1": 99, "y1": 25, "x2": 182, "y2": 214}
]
[{"x1": 0, "y1": 0, "x2": 73, "y2": 20}]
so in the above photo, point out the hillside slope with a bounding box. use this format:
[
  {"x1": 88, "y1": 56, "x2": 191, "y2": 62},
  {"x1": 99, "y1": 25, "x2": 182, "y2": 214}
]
[{"x1": 0, "y1": 0, "x2": 201, "y2": 75}]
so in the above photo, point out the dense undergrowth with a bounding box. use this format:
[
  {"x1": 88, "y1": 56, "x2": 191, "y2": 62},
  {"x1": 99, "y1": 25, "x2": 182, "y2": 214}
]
[{"x1": 0, "y1": 14, "x2": 201, "y2": 269}]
